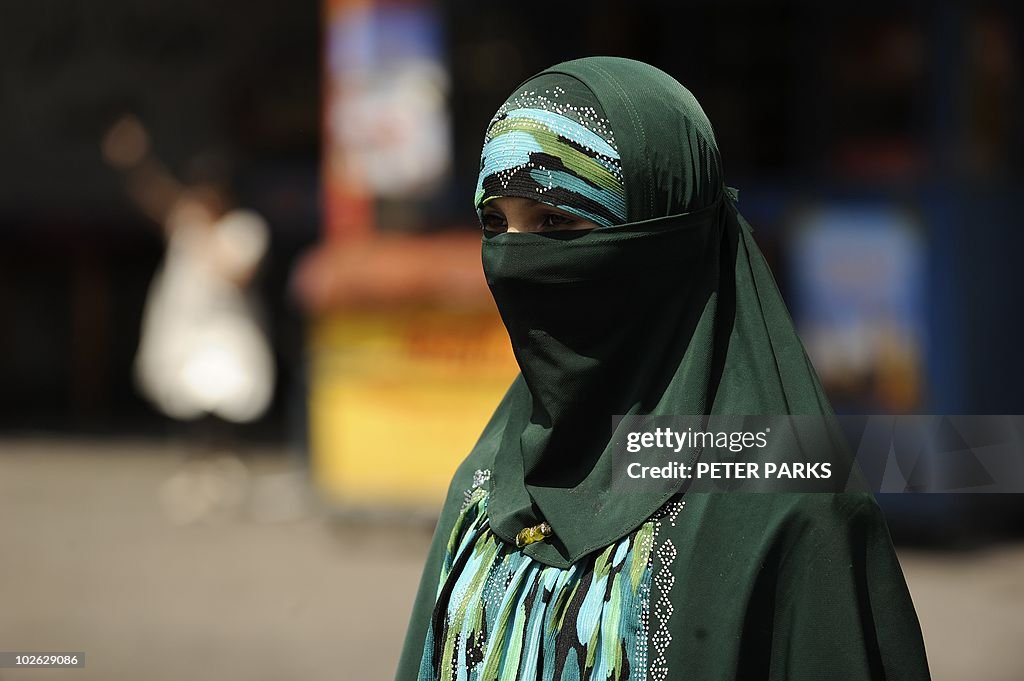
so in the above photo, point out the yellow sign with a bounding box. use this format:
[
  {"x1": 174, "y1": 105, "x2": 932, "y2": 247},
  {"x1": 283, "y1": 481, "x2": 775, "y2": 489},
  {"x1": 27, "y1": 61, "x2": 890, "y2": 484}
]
[{"x1": 309, "y1": 305, "x2": 518, "y2": 510}]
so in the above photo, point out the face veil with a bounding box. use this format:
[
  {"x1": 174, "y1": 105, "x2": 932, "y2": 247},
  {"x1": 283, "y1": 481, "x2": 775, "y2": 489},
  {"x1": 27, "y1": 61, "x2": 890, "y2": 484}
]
[
  {"x1": 470, "y1": 57, "x2": 844, "y2": 569},
  {"x1": 396, "y1": 57, "x2": 931, "y2": 681}
]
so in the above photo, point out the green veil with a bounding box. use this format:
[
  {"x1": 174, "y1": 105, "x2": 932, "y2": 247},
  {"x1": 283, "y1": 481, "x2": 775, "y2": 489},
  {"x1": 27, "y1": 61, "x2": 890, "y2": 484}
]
[
  {"x1": 473, "y1": 57, "x2": 842, "y2": 568},
  {"x1": 396, "y1": 57, "x2": 930, "y2": 681}
]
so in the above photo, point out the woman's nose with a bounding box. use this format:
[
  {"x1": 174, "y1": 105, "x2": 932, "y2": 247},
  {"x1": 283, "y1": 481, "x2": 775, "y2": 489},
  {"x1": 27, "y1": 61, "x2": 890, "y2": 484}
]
[{"x1": 505, "y1": 222, "x2": 539, "y2": 234}]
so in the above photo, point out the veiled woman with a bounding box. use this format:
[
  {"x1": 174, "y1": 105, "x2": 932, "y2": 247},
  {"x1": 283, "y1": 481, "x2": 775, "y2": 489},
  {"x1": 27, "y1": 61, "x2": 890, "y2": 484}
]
[{"x1": 396, "y1": 56, "x2": 931, "y2": 681}]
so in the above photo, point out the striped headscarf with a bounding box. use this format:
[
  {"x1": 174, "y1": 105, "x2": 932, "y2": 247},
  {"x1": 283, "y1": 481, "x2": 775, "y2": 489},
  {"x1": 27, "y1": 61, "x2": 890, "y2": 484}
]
[{"x1": 474, "y1": 74, "x2": 627, "y2": 228}]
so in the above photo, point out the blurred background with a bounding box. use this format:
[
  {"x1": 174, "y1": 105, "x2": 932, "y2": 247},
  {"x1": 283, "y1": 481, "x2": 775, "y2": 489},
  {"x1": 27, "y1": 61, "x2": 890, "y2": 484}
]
[{"x1": 1, "y1": 0, "x2": 1023, "y2": 679}]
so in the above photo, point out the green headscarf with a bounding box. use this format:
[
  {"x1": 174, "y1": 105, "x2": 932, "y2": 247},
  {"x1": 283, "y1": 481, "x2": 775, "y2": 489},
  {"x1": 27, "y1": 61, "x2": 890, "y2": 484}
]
[
  {"x1": 472, "y1": 56, "x2": 841, "y2": 569},
  {"x1": 396, "y1": 57, "x2": 930, "y2": 681}
]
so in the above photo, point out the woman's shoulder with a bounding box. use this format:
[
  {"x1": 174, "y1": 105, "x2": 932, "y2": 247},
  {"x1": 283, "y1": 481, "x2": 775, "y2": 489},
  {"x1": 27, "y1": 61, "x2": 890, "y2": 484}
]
[
  {"x1": 740, "y1": 489, "x2": 878, "y2": 514},
  {"x1": 685, "y1": 490, "x2": 881, "y2": 521},
  {"x1": 776, "y1": 491, "x2": 884, "y2": 530},
  {"x1": 675, "y1": 491, "x2": 888, "y2": 557}
]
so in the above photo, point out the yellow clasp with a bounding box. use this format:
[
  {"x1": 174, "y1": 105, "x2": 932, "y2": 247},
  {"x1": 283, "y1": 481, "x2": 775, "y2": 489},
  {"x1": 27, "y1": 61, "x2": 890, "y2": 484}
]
[{"x1": 516, "y1": 521, "x2": 553, "y2": 548}]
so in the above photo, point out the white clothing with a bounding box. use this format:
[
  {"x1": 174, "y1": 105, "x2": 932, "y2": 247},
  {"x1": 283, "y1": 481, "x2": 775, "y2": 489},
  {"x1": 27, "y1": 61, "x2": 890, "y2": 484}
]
[{"x1": 135, "y1": 209, "x2": 275, "y2": 423}]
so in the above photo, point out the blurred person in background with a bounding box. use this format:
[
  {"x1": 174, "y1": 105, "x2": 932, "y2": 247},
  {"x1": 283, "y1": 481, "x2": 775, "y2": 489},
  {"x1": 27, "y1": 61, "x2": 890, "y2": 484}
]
[
  {"x1": 102, "y1": 114, "x2": 276, "y2": 524},
  {"x1": 397, "y1": 57, "x2": 930, "y2": 681}
]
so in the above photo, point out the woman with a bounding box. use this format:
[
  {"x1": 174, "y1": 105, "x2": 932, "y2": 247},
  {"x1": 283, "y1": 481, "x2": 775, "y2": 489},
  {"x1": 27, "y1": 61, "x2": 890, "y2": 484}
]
[{"x1": 397, "y1": 57, "x2": 930, "y2": 681}]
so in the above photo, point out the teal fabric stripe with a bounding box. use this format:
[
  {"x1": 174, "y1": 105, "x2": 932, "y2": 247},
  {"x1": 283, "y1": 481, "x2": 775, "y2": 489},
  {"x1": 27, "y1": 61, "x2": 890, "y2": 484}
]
[
  {"x1": 475, "y1": 98, "x2": 627, "y2": 228},
  {"x1": 478, "y1": 131, "x2": 544, "y2": 179},
  {"x1": 418, "y1": 490, "x2": 653, "y2": 680},
  {"x1": 474, "y1": 131, "x2": 544, "y2": 207},
  {"x1": 504, "y1": 108, "x2": 620, "y2": 159},
  {"x1": 528, "y1": 168, "x2": 626, "y2": 223}
]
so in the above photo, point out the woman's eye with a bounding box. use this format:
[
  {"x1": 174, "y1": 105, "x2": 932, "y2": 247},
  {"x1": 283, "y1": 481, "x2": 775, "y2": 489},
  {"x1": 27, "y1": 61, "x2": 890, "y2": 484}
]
[
  {"x1": 480, "y1": 213, "x2": 507, "y2": 231},
  {"x1": 541, "y1": 213, "x2": 573, "y2": 228}
]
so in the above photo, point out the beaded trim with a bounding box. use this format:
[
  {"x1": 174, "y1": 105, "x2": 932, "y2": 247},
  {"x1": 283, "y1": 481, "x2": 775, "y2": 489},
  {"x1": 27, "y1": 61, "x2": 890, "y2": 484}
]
[
  {"x1": 489, "y1": 86, "x2": 618, "y2": 148},
  {"x1": 648, "y1": 499, "x2": 685, "y2": 681},
  {"x1": 462, "y1": 469, "x2": 491, "y2": 510},
  {"x1": 471, "y1": 468, "x2": 491, "y2": 489}
]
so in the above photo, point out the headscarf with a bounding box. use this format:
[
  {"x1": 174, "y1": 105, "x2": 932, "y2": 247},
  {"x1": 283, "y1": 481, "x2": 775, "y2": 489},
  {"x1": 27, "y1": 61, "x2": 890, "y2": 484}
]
[
  {"x1": 470, "y1": 56, "x2": 844, "y2": 569},
  {"x1": 474, "y1": 73, "x2": 627, "y2": 227}
]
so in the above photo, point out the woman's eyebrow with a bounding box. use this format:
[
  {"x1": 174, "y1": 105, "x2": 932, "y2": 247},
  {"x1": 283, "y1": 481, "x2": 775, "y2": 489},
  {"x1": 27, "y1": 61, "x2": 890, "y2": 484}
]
[
  {"x1": 535, "y1": 205, "x2": 574, "y2": 216},
  {"x1": 549, "y1": 209, "x2": 588, "y2": 222}
]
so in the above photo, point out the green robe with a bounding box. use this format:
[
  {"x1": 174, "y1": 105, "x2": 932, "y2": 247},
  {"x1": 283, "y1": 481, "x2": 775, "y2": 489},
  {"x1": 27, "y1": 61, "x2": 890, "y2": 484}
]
[
  {"x1": 396, "y1": 57, "x2": 931, "y2": 680},
  {"x1": 398, "y1": 463, "x2": 929, "y2": 680}
]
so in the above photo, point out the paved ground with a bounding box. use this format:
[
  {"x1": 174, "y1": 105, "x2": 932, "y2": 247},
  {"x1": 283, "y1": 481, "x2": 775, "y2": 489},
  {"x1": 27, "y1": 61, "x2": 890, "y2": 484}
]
[{"x1": 0, "y1": 439, "x2": 1022, "y2": 681}]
